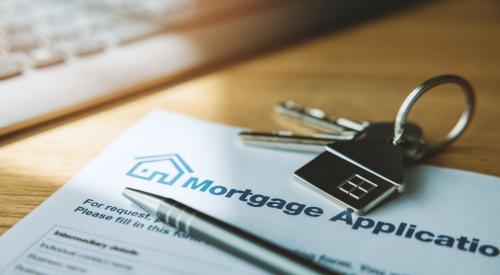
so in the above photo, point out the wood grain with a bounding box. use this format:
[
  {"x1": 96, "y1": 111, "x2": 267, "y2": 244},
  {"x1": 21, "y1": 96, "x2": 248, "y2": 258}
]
[{"x1": 1, "y1": 0, "x2": 499, "y2": 235}]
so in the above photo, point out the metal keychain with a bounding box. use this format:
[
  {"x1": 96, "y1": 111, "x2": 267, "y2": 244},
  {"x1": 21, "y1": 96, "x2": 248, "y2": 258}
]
[
  {"x1": 294, "y1": 74, "x2": 475, "y2": 214},
  {"x1": 392, "y1": 74, "x2": 475, "y2": 160}
]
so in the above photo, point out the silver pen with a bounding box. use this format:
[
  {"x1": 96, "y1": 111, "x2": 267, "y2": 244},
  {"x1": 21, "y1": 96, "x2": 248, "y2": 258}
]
[{"x1": 123, "y1": 187, "x2": 338, "y2": 275}]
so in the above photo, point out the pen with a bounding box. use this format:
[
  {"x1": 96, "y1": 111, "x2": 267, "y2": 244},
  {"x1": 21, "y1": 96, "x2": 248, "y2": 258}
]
[{"x1": 123, "y1": 187, "x2": 338, "y2": 275}]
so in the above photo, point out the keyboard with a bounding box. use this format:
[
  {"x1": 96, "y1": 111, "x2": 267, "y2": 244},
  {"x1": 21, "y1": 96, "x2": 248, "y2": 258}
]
[{"x1": 0, "y1": 0, "x2": 371, "y2": 135}]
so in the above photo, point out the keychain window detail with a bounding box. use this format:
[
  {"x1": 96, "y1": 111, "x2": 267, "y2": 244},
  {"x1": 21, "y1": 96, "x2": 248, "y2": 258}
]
[{"x1": 339, "y1": 174, "x2": 377, "y2": 200}]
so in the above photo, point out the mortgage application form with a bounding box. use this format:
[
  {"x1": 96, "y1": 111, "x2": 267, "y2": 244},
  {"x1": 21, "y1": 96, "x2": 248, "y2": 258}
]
[{"x1": 0, "y1": 110, "x2": 499, "y2": 275}]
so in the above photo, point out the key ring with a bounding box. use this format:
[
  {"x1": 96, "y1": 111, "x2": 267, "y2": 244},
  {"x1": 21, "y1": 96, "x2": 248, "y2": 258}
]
[{"x1": 393, "y1": 74, "x2": 475, "y2": 157}]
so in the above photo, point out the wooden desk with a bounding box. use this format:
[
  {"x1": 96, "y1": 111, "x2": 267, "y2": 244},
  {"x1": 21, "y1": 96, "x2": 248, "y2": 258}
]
[{"x1": 1, "y1": 0, "x2": 499, "y2": 234}]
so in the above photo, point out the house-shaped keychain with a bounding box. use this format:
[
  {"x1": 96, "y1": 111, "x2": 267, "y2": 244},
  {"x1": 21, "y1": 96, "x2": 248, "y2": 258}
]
[{"x1": 294, "y1": 139, "x2": 405, "y2": 215}]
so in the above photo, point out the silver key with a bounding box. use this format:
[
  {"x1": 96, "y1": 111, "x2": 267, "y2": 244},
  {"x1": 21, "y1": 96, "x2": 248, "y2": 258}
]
[
  {"x1": 241, "y1": 101, "x2": 364, "y2": 152},
  {"x1": 239, "y1": 122, "x2": 424, "y2": 156},
  {"x1": 242, "y1": 100, "x2": 427, "y2": 156},
  {"x1": 275, "y1": 101, "x2": 369, "y2": 134},
  {"x1": 239, "y1": 131, "x2": 354, "y2": 153}
]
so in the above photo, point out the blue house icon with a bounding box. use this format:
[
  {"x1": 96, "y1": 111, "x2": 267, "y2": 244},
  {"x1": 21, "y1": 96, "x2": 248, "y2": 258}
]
[{"x1": 126, "y1": 154, "x2": 193, "y2": 185}]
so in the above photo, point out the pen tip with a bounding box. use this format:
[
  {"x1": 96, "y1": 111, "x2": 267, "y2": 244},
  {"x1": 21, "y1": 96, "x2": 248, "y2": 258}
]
[
  {"x1": 124, "y1": 186, "x2": 138, "y2": 193},
  {"x1": 122, "y1": 187, "x2": 164, "y2": 215},
  {"x1": 122, "y1": 187, "x2": 166, "y2": 202},
  {"x1": 122, "y1": 187, "x2": 147, "y2": 197},
  {"x1": 122, "y1": 187, "x2": 151, "y2": 203}
]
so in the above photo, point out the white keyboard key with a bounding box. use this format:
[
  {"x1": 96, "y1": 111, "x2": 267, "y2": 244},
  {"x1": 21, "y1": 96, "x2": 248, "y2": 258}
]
[
  {"x1": 30, "y1": 48, "x2": 65, "y2": 68},
  {"x1": 6, "y1": 34, "x2": 39, "y2": 51},
  {"x1": 0, "y1": 58, "x2": 22, "y2": 80},
  {"x1": 70, "y1": 39, "x2": 107, "y2": 56}
]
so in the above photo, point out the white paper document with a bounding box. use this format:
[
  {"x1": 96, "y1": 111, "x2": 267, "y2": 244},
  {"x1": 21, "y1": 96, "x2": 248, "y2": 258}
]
[{"x1": 0, "y1": 110, "x2": 499, "y2": 275}]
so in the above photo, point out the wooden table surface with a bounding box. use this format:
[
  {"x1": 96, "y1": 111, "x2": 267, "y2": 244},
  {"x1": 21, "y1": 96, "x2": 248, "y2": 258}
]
[{"x1": 1, "y1": 0, "x2": 499, "y2": 235}]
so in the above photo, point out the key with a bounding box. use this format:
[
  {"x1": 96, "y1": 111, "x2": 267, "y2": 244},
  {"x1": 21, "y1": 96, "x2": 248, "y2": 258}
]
[
  {"x1": 275, "y1": 101, "x2": 369, "y2": 134},
  {"x1": 239, "y1": 122, "x2": 424, "y2": 157},
  {"x1": 239, "y1": 131, "x2": 354, "y2": 153},
  {"x1": 239, "y1": 101, "x2": 370, "y2": 152},
  {"x1": 294, "y1": 138, "x2": 406, "y2": 215},
  {"x1": 30, "y1": 48, "x2": 65, "y2": 68},
  {"x1": 69, "y1": 38, "x2": 107, "y2": 56},
  {"x1": 6, "y1": 33, "x2": 40, "y2": 52}
]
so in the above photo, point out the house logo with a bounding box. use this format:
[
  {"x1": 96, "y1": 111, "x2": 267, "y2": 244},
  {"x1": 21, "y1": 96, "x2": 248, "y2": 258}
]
[{"x1": 126, "y1": 154, "x2": 193, "y2": 185}]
